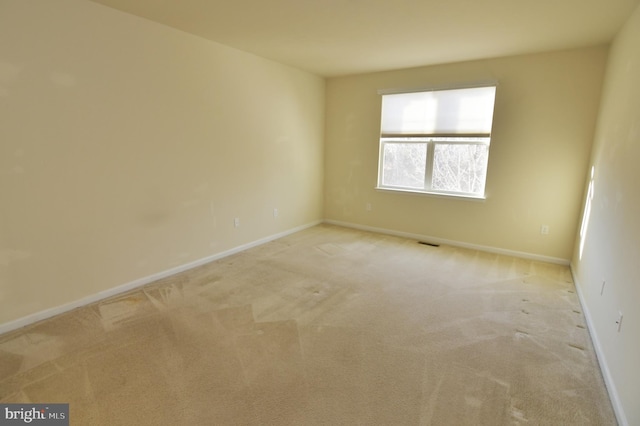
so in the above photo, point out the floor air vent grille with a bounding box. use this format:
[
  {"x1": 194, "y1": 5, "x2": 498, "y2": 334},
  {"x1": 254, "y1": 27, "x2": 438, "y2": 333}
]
[{"x1": 418, "y1": 241, "x2": 440, "y2": 247}]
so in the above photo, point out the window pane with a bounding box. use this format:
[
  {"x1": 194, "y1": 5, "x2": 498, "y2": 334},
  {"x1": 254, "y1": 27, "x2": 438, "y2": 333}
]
[
  {"x1": 381, "y1": 143, "x2": 426, "y2": 189},
  {"x1": 432, "y1": 144, "x2": 488, "y2": 194}
]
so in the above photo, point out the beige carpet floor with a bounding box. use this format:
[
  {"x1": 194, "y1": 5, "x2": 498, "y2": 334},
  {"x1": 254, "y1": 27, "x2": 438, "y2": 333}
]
[{"x1": 0, "y1": 224, "x2": 616, "y2": 425}]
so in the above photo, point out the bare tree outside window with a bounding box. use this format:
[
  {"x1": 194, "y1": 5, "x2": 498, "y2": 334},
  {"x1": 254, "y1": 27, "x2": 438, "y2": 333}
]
[
  {"x1": 432, "y1": 144, "x2": 488, "y2": 194},
  {"x1": 382, "y1": 143, "x2": 426, "y2": 189}
]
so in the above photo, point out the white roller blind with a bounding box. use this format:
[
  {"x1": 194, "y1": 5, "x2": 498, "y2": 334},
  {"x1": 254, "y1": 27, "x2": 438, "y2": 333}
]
[{"x1": 380, "y1": 86, "x2": 497, "y2": 137}]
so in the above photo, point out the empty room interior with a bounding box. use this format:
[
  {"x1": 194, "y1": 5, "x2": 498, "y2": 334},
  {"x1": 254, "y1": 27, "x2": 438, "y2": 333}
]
[{"x1": 1, "y1": 0, "x2": 639, "y2": 424}]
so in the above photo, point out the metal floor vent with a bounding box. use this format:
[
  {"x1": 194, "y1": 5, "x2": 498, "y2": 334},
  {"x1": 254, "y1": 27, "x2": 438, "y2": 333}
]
[{"x1": 418, "y1": 241, "x2": 440, "y2": 247}]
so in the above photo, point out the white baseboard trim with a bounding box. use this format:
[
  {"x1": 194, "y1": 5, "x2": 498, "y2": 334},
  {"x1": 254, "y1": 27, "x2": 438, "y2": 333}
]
[
  {"x1": 570, "y1": 265, "x2": 627, "y2": 426},
  {"x1": 323, "y1": 219, "x2": 570, "y2": 265},
  {"x1": 0, "y1": 220, "x2": 322, "y2": 336}
]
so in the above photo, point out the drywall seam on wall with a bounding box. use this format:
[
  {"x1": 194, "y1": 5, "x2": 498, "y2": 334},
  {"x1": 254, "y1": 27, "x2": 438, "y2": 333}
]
[
  {"x1": 0, "y1": 221, "x2": 321, "y2": 336},
  {"x1": 324, "y1": 219, "x2": 569, "y2": 265},
  {"x1": 571, "y1": 266, "x2": 628, "y2": 426}
]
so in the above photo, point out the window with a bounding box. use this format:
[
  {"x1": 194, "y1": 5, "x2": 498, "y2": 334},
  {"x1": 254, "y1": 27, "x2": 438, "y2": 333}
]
[{"x1": 377, "y1": 85, "x2": 497, "y2": 198}]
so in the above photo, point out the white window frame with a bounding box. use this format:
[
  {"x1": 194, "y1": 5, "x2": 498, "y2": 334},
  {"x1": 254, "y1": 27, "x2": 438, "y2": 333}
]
[{"x1": 376, "y1": 85, "x2": 497, "y2": 199}]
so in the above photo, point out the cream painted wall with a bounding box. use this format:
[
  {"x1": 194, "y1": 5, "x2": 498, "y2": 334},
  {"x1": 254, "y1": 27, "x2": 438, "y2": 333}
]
[
  {"x1": 571, "y1": 4, "x2": 640, "y2": 425},
  {"x1": 0, "y1": 0, "x2": 324, "y2": 325},
  {"x1": 324, "y1": 48, "x2": 607, "y2": 261}
]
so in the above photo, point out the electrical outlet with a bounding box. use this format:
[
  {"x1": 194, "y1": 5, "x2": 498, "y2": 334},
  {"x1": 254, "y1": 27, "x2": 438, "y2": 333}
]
[
  {"x1": 540, "y1": 225, "x2": 549, "y2": 235},
  {"x1": 366, "y1": 203, "x2": 372, "y2": 211},
  {"x1": 273, "y1": 208, "x2": 279, "y2": 218},
  {"x1": 234, "y1": 217, "x2": 240, "y2": 228}
]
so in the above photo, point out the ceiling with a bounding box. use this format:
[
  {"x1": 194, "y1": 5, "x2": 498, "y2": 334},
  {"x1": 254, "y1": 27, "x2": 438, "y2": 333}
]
[{"x1": 87, "y1": 0, "x2": 639, "y2": 77}]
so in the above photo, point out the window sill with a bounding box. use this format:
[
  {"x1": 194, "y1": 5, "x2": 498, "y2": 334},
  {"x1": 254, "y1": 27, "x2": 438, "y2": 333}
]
[{"x1": 375, "y1": 187, "x2": 487, "y2": 202}]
